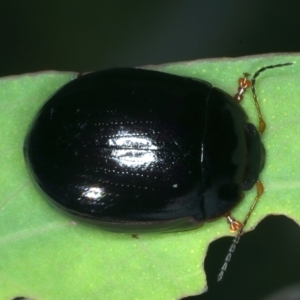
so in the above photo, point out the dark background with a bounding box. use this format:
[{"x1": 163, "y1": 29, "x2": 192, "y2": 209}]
[{"x1": 1, "y1": 1, "x2": 300, "y2": 299}]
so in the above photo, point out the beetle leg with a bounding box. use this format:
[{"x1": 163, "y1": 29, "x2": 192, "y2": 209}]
[
  {"x1": 233, "y1": 73, "x2": 251, "y2": 103},
  {"x1": 225, "y1": 213, "x2": 243, "y2": 232},
  {"x1": 234, "y1": 63, "x2": 293, "y2": 134},
  {"x1": 225, "y1": 181, "x2": 264, "y2": 232},
  {"x1": 234, "y1": 71, "x2": 266, "y2": 133}
]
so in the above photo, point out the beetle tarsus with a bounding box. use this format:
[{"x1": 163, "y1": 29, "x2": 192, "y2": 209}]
[
  {"x1": 225, "y1": 214, "x2": 243, "y2": 232},
  {"x1": 234, "y1": 72, "x2": 251, "y2": 102}
]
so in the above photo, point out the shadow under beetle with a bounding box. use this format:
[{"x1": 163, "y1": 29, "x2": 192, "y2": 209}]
[{"x1": 24, "y1": 62, "x2": 292, "y2": 280}]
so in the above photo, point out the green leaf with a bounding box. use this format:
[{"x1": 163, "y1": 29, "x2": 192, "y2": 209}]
[{"x1": 1, "y1": 54, "x2": 299, "y2": 300}]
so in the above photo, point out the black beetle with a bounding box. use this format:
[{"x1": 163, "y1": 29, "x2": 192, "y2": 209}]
[{"x1": 24, "y1": 65, "x2": 290, "y2": 234}]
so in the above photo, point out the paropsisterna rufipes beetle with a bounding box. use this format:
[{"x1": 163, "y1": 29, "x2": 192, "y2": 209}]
[{"x1": 24, "y1": 63, "x2": 292, "y2": 279}]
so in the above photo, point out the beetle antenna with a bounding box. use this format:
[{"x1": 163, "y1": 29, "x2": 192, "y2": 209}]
[
  {"x1": 217, "y1": 180, "x2": 264, "y2": 282},
  {"x1": 251, "y1": 62, "x2": 293, "y2": 134}
]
